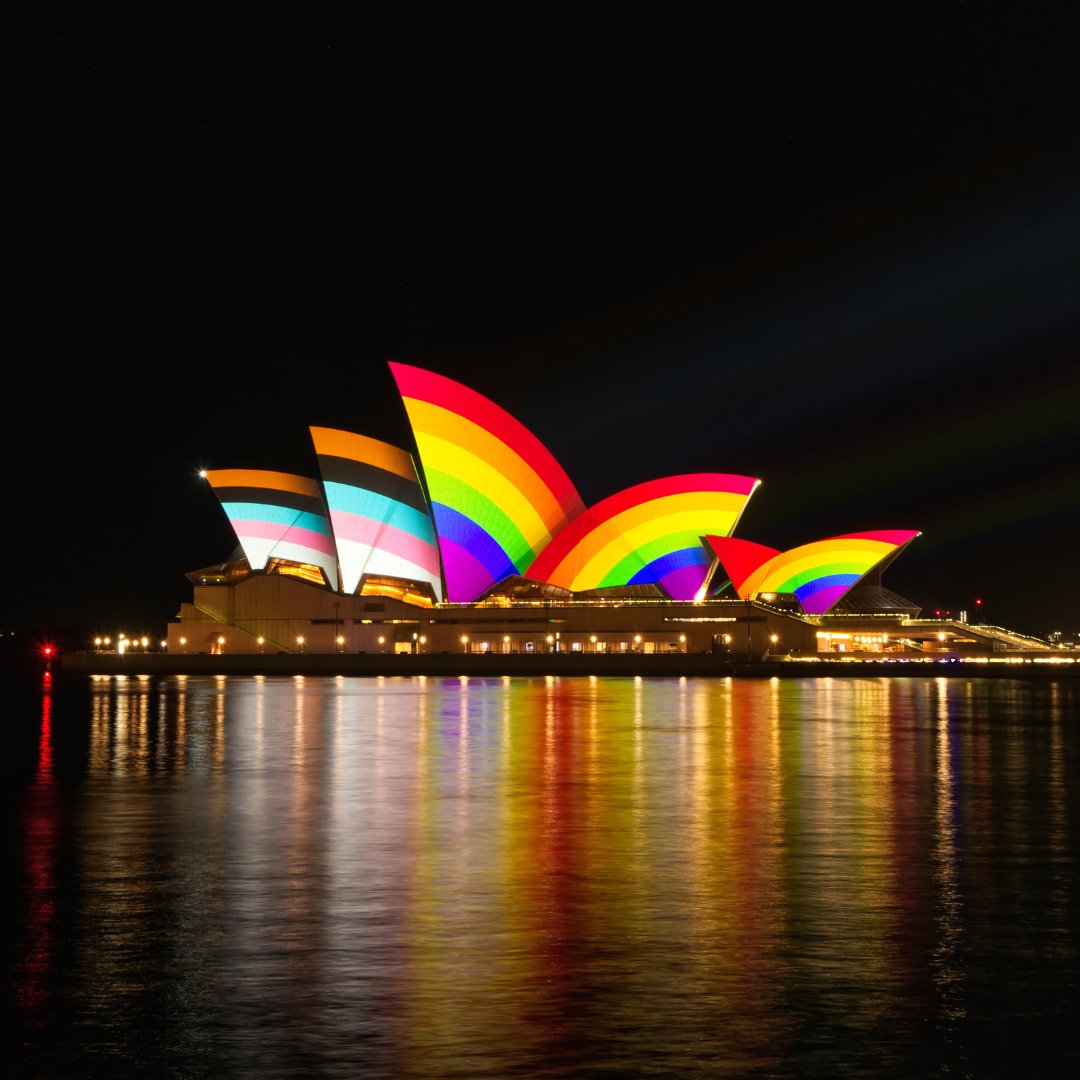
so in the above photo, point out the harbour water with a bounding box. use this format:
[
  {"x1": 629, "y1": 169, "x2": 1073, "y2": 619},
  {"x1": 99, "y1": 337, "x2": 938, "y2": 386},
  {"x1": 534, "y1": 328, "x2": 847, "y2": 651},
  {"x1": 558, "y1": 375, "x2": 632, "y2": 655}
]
[{"x1": 6, "y1": 673, "x2": 1079, "y2": 1078}]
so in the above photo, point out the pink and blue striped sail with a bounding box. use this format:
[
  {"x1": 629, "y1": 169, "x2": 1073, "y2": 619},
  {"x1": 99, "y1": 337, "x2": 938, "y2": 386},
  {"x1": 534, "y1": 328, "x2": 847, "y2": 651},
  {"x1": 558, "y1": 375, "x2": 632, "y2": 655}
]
[
  {"x1": 704, "y1": 529, "x2": 921, "y2": 614},
  {"x1": 310, "y1": 427, "x2": 443, "y2": 601},
  {"x1": 525, "y1": 473, "x2": 761, "y2": 600},
  {"x1": 390, "y1": 362, "x2": 586, "y2": 602},
  {"x1": 204, "y1": 469, "x2": 340, "y2": 589}
]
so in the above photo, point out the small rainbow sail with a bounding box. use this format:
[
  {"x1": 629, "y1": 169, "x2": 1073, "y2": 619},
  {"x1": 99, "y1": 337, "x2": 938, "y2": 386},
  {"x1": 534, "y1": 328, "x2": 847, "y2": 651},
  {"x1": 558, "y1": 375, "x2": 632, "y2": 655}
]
[{"x1": 704, "y1": 529, "x2": 921, "y2": 613}]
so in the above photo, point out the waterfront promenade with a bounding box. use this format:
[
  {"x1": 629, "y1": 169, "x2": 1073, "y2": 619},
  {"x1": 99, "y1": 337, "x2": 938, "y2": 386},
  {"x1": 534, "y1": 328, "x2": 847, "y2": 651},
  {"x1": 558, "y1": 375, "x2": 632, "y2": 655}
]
[{"x1": 58, "y1": 650, "x2": 1079, "y2": 679}]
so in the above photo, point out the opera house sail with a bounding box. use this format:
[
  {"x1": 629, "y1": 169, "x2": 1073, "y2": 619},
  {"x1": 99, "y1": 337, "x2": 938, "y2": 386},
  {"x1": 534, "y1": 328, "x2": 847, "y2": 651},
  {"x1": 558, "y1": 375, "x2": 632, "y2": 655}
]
[
  {"x1": 203, "y1": 468, "x2": 340, "y2": 589},
  {"x1": 703, "y1": 530, "x2": 921, "y2": 614},
  {"x1": 524, "y1": 473, "x2": 761, "y2": 601},
  {"x1": 310, "y1": 427, "x2": 443, "y2": 602},
  {"x1": 389, "y1": 361, "x2": 586, "y2": 603}
]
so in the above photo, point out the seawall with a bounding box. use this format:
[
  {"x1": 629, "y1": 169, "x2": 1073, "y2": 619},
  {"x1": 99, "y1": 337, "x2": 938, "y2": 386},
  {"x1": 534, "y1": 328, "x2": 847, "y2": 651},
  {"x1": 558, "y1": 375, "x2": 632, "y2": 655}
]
[{"x1": 56, "y1": 652, "x2": 1079, "y2": 680}]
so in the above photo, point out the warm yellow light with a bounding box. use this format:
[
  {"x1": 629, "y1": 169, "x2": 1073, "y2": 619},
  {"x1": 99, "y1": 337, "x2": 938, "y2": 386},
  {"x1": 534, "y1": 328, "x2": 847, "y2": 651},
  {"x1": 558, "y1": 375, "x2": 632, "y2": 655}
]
[
  {"x1": 217, "y1": 636, "x2": 225, "y2": 645},
  {"x1": 503, "y1": 635, "x2": 510, "y2": 643},
  {"x1": 590, "y1": 635, "x2": 597, "y2": 643},
  {"x1": 141, "y1": 637, "x2": 149, "y2": 648},
  {"x1": 770, "y1": 634, "x2": 778, "y2": 644}
]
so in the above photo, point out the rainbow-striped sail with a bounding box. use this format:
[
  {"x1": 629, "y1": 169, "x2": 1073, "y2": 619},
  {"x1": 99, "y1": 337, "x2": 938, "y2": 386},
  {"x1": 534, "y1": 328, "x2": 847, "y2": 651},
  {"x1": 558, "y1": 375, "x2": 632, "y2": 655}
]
[
  {"x1": 704, "y1": 529, "x2": 921, "y2": 613},
  {"x1": 389, "y1": 362, "x2": 585, "y2": 602},
  {"x1": 526, "y1": 474, "x2": 760, "y2": 600}
]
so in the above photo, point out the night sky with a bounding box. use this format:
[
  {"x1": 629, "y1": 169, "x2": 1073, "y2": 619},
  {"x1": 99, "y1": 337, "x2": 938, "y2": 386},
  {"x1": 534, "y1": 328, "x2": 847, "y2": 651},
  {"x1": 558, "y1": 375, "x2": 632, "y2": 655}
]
[{"x1": 9, "y1": 5, "x2": 1080, "y2": 642}]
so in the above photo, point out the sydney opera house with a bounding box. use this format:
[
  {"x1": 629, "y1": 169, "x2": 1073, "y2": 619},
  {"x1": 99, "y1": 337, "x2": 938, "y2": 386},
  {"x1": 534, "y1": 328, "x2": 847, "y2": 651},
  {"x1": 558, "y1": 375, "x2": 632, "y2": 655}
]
[{"x1": 162, "y1": 362, "x2": 1019, "y2": 661}]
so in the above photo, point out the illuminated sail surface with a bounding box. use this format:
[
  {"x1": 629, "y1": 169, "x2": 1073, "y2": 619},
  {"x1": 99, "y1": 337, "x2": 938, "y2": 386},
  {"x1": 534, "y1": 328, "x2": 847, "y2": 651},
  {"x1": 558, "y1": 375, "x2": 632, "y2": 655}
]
[
  {"x1": 389, "y1": 361, "x2": 585, "y2": 602},
  {"x1": 705, "y1": 529, "x2": 921, "y2": 614},
  {"x1": 310, "y1": 427, "x2": 443, "y2": 600},
  {"x1": 204, "y1": 469, "x2": 339, "y2": 588},
  {"x1": 525, "y1": 474, "x2": 760, "y2": 600}
]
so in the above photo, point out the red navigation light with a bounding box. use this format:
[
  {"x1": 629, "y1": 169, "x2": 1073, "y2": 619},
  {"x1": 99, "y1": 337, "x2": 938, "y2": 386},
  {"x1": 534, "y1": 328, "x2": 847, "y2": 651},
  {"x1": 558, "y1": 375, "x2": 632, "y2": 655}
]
[
  {"x1": 934, "y1": 610, "x2": 941, "y2": 617},
  {"x1": 42, "y1": 645, "x2": 53, "y2": 657}
]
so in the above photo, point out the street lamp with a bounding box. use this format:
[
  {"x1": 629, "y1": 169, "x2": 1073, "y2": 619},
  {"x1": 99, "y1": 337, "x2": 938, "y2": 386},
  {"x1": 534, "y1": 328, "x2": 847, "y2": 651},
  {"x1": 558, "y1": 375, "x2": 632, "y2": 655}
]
[
  {"x1": 217, "y1": 635, "x2": 226, "y2": 654},
  {"x1": 634, "y1": 634, "x2": 642, "y2": 653},
  {"x1": 461, "y1": 634, "x2": 469, "y2": 653},
  {"x1": 336, "y1": 634, "x2": 345, "y2": 653},
  {"x1": 679, "y1": 633, "x2": 686, "y2": 653},
  {"x1": 257, "y1": 636, "x2": 265, "y2": 652},
  {"x1": 378, "y1": 635, "x2": 385, "y2": 652},
  {"x1": 296, "y1": 635, "x2": 305, "y2": 653},
  {"x1": 590, "y1": 634, "x2": 597, "y2": 652},
  {"x1": 546, "y1": 634, "x2": 554, "y2": 653}
]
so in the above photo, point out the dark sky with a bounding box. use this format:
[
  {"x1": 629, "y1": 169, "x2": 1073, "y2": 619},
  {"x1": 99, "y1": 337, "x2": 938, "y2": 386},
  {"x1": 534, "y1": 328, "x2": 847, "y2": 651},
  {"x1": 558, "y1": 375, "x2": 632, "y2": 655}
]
[{"x1": 9, "y1": 4, "x2": 1080, "y2": 640}]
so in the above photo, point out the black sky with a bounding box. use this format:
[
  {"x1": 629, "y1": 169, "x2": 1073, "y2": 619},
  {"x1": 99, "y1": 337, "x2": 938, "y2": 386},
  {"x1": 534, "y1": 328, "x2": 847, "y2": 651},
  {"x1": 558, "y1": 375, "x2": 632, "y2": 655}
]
[{"x1": 8, "y1": 4, "x2": 1080, "y2": 640}]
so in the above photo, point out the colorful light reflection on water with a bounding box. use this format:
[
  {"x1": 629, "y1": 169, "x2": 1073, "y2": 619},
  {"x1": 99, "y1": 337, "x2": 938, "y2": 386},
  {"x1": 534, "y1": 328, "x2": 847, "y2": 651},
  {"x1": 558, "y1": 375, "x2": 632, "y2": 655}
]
[{"x1": 7, "y1": 674, "x2": 1079, "y2": 1077}]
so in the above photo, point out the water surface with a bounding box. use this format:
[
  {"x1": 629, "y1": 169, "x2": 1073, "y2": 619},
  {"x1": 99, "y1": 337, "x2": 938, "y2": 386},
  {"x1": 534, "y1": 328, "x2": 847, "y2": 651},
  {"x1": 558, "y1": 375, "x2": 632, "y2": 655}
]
[{"x1": 6, "y1": 673, "x2": 1078, "y2": 1077}]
